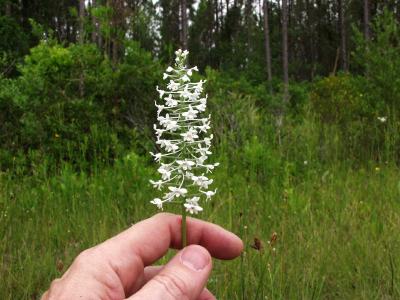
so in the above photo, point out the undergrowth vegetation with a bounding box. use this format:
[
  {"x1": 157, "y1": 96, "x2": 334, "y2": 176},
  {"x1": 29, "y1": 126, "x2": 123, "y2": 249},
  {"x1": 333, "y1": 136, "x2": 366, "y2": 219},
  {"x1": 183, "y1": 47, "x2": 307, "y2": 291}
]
[{"x1": 1, "y1": 10, "x2": 400, "y2": 300}]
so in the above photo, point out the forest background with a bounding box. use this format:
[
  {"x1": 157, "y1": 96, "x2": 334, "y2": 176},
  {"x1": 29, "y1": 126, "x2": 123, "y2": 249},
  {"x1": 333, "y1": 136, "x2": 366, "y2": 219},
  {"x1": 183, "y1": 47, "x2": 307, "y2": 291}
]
[{"x1": 1, "y1": 0, "x2": 400, "y2": 299}]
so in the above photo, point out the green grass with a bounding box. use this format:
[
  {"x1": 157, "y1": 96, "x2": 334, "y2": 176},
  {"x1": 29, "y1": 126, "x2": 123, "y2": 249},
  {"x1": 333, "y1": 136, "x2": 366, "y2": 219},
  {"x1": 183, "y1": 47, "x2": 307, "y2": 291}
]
[{"x1": 1, "y1": 149, "x2": 400, "y2": 299}]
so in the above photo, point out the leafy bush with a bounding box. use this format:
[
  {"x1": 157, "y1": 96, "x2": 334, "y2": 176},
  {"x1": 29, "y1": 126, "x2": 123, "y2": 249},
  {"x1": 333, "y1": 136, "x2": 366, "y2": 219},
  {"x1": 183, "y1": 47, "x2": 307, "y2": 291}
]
[
  {"x1": 0, "y1": 16, "x2": 29, "y2": 76},
  {"x1": 0, "y1": 41, "x2": 163, "y2": 172},
  {"x1": 353, "y1": 9, "x2": 400, "y2": 112},
  {"x1": 309, "y1": 73, "x2": 400, "y2": 162},
  {"x1": 310, "y1": 74, "x2": 370, "y2": 125}
]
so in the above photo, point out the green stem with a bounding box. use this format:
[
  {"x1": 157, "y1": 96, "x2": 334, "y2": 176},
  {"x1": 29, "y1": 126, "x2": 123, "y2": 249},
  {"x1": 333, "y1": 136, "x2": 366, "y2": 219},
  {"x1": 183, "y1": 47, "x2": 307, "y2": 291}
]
[{"x1": 181, "y1": 203, "x2": 187, "y2": 248}]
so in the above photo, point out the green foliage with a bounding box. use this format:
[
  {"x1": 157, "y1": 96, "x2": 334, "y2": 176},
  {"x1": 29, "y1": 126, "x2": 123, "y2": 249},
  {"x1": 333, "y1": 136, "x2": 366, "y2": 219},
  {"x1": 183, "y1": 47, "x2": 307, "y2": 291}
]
[
  {"x1": 2, "y1": 143, "x2": 400, "y2": 299},
  {"x1": 310, "y1": 74, "x2": 370, "y2": 125},
  {"x1": 310, "y1": 73, "x2": 400, "y2": 163},
  {"x1": 354, "y1": 9, "x2": 400, "y2": 111},
  {"x1": 0, "y1": 41, "x2": 163, "y2": 172},
  {"x1": 0, "y1": 16, "x2": 29, "y2": 76},
  {"x1": 113, "y1": 41, "x2": 162, "y2": 134},
  {"x1": 0, "y1": 16, "x2": 28, "y2": 55}
]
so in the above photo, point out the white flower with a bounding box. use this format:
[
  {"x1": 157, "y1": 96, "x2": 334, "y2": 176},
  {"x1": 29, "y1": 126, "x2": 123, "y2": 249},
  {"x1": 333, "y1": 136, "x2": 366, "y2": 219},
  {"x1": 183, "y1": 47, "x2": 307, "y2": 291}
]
[
  {"x1": 198, "y1": 119, "x2": 210, "y2": 132},
  {"x1": 180, "y1": 128, "x2": 198, "y2": 142},
  {"x1": 194, "y1": 82, "x2": 204, "y2": 93},
  {"x1": 188, "y1": 92, "x2": 199, "y2": 101},
  {"x1": 177, "y1": 159, "x2": 195, "y2": 171},
  {"x1": 202, "y1": 189, "x2": 217, "y2": 201},
  {"x1": 182, "y1": 75, "x2": 190, "y2": 82},
  {"x1": 150, "y1": 152, "x2": 162, "y2": 162},
  {"x1": 377, "y1": 116, "x2": 387, "y2": 123},
  {"x1": 184, "y1": 197, "x2": 203, "y2": 214},
  {"x1": 192, "y1": 175, "x2": 213, "y2": 189},
  {"x1": 204, "y1": 163, "x2": 219, "y2": 173},
  {"x1": 184, "y1": 202, "x2": 203, "y2": 214},
  {"x1": 159, "y1": 114, "x2": 179, "y2": 131},
  {"x1": 150, "y1": 50, "x2": 218, "y2": 213},
  {"x1": 182, "y1": 88, "x2": 191, "y2": 99},
  {"x1": 155, "y1": 102, "x2": 165, "y2": 116},
  {"x1": 150, "y1": 198, "x2": 163, "y2": 209},
  {"x1": 156, "y1": 86, "x2": 165, "y2": 98},
  {"x1": 158, "y1": 165, "x2": 171, "y2": 180},
  {"x1": 150, "y1": 180, "x2": 163, "y2": 190},
  {"x1": 182, "y1": 105, "x2": 198, "y2": 120},
  {"x1": 167, "y1": 80, "x2": 179, "y2": 91},
  {"x1": 165, "y1": 95, "x2": 178, "y2": 107},
  {"x1": 196, "y1": 155, "x2": 207, "y2": 165},
  {"x1": 196, "y1": 103, "x2": 206, "y2": 112},
  {"x1": 168, "y1": 186, "x2": 188, "y2": 198},
  {"x1": 196, "y1": 146, "x2": 211, "y2": 156},
  {"x1": 204, "y1": 134, "x2": 213, "y2": 146},
  {"x1": 162, "y1": 140, "x2": 178, "y2": 152}
]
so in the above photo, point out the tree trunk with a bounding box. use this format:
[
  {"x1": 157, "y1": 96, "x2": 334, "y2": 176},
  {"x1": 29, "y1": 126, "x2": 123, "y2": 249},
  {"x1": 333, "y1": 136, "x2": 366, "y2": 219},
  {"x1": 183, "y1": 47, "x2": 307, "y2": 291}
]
[
  {"x1": 338, "y1": 0, "x2": 348, "y2": 71},
  {"x1": 282, "y1": 0, "x2": 289, "y2": 105},
  {"x1": 79, "y1": 0, "x2": 85, "y2": 98},
  {"x1": 91, "y1": 0, "x2": 98, "y2": 44},
  {"x1": 364, "y1": 0, "x2": 370, "y2": 41},
  {"x1": 79, "y1": 0, "x2": 85, "y2": 44},
  {"x1": 110, "y1": 0, "x2": 125, "y2": 65},
  {"x1": 306, "y1": 0, "x2": 316, "y2": 80},
  {"x1": 5, "y1": 1, "x2": 11, "y2": 16},
  {"x1": 263, "y1": 0, "x2": 272, "y2": 91},
  {"x1": 215, "y1": 0, "x2": 219, "y2": 33},
  {"x1": 180, "y1": 0, "x2": 188, "y2": 49}
]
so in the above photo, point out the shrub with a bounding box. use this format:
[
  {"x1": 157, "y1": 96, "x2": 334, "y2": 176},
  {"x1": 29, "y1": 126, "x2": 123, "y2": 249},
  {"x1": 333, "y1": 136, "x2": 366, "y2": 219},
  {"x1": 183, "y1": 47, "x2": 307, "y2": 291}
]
[
  {"x1": 310, "y1": 73, "x2": 399, "y2": 162},
  {"x1": 353, "y1": 9, "x2": 400, "y2": 112},
  {"x1": 310, "y1": 74, "x2": 370, "y2": 125},
  {"x1": 0, "y1": 41, "x2": 163, "y2": 172}
]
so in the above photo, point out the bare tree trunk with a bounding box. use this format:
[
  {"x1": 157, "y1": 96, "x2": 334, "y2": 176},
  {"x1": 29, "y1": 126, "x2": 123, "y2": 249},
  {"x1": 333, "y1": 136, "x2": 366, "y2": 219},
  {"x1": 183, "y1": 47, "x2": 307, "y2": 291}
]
[
  {"x1": 91, "y1": 0, "x2": 98, "y2": 44},
  {"x1": 364, "y1": 0, "x2": 370, "y2": 41},
  {"x1": 79, "y1": 0, "x2": 85, "y2": 44},
  {"x1": 215, "y1": 0, "x2": 219, "y2": 33},
  {"x1": 263, "y1": 0, "x2": 273, "y2": 92},
  {"x1": 79, "y1": 0, "x2": 85, "y2": 98},
  {"x1": 338, "y1": 0, "x2": 348, "y2": 71},
  {"x1": 282, "y1": 0, "x2": 289, "y2": 105},
  {"x1": 275, "y1": 0, "x2": 289, "y2": 144},
  {"x1": 109, "y1": 0, "x2": 125, "y2": 65},
  {"x1": 245, "y1": 0, "x2": 253, "y2": 53},
  {"x1": 180, "y1": 0, "x2": 188, "y2": 49},
  {"x1": 5, "y1": 1, "x2": 11, "y2": 16},
  {"x1": 332, "y1": 47, "x2": 340, "y2": 75}
]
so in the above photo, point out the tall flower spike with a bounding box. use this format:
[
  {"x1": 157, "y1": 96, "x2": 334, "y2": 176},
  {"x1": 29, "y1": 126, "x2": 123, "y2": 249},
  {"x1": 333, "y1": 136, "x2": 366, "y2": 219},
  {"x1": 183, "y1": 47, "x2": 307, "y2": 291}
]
[{"x1": 150, "y1": 49, "x2": 218, "y2": 214}]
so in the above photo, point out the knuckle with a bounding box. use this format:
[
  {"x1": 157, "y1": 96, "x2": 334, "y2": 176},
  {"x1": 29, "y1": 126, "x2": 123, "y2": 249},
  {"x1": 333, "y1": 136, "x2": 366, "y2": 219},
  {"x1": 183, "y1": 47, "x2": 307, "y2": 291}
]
[
  {"x1": 73, "y1": 249, "x2": 94, "y2": 267},
  {"x1": 44, "y1": 278, "x2": 62, "y2": 299},
  {"x1": 49, "y1": 278, "x2": 61, "y2": 290},
  {"x1": 154, "y1": 212, "x2": 174, "y2": 219},
  {"x1": 153, "y1": 273, "x2": 189, "y2": 299}
]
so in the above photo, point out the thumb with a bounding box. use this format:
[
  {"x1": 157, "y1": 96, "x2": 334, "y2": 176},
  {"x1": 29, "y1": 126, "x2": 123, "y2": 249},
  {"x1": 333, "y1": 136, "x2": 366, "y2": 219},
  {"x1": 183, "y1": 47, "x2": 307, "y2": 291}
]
[{"x1": 128, "y1": 245, "x2": 212, "y2": 300}]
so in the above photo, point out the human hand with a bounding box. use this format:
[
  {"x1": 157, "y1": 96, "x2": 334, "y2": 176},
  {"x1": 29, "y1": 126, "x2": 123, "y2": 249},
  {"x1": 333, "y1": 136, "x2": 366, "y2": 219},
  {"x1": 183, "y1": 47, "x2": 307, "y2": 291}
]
[{"x1": 41, "y1": 213, "x2": 243, "y2": 300}]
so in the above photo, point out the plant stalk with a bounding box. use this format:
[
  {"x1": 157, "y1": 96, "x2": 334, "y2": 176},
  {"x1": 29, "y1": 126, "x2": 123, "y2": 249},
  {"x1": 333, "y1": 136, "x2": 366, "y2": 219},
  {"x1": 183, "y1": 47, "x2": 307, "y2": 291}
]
[{"x1": 181, "y1": 203, "x2": 187, "y2": 248}]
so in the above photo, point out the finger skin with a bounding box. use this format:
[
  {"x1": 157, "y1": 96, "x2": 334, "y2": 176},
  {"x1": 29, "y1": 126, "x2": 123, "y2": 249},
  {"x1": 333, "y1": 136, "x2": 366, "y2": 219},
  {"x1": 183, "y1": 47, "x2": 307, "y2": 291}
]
[
  {"x1": 98, "y1": 213, "x2": 243, "y2": 294},
  {"x1": 128, "y1": 245, "x2": 213, "y2": 300},
  {"x1": 42, "y1": 213, "x2": 242, "y2": 299},
  {"x1": 141, "y1": 266, "x2": 216, "y2": 300}
]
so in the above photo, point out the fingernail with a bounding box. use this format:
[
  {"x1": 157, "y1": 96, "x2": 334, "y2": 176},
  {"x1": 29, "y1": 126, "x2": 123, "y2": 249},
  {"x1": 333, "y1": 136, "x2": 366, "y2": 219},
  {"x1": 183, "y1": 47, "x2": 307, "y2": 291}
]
[{"x1": 180, "y1": 245, "x2": 210, "y2": 271}]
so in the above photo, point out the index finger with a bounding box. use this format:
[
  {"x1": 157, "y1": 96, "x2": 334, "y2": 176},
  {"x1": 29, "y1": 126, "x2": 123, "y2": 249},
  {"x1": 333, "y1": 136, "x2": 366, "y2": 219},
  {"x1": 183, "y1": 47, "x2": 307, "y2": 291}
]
[{"x1": 92, "y1": 213, "x2": 243, "y2": 294}]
